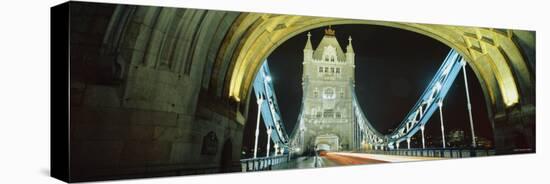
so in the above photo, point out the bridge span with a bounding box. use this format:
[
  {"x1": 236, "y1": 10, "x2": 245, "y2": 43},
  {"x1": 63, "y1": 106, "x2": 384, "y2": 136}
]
[
  {"x1": 241, "y1": 48, "x2": 498, "y2": 172},
  {"x1": 62, "y1": 3, "x2": 535, "y2": 180}
]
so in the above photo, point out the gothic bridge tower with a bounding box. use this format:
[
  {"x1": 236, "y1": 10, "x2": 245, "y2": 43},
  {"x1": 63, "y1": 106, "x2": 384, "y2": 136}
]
[{"x1": 301, "y1": 27, "x2": 356, "y2": 152}]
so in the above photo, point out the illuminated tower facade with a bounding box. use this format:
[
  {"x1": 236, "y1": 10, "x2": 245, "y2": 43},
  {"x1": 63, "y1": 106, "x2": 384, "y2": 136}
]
[{"x1": 301, "y1": 27, "x2": 356, "y2": 152}]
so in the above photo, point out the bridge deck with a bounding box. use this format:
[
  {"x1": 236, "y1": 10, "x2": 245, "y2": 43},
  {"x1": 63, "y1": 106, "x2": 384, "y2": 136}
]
[
  {"x1": 327, "y1": 152, "x2": 442, "y2": 163},
  {"x1": 272, "y1": 152, "x2": 441, "y2": 170}
]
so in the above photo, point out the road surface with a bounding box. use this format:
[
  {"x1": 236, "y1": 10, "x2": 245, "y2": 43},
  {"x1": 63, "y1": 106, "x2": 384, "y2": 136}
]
[{"x1": 272, "y1": 152, "x2": 441, "y2": 170}]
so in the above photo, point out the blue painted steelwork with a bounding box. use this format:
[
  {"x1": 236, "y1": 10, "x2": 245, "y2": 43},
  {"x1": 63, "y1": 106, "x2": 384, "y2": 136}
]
[
  {"x1": 290, "y1": 49, "x2": 465, "y2": 152},
  {"x1": 385, "y1": 49, "x2": 464, "y2": 146},
  {"x1": 354, "y1": 49, "x2": 465, "y2": 148},
  {"x1": 351, "y1": 83, "x2": 385, "y2": 145},
  {"x1": 252, "y1": 61, "x2": 289, "y2": 150}
]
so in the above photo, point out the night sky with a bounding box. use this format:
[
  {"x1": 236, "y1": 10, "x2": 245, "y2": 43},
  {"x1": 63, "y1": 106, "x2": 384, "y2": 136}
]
[{"x1": 242, "y1": 24, "x2": 493, "y2": 156}]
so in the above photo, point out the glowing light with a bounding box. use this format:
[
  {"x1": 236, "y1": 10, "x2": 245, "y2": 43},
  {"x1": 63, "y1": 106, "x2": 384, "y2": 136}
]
[
  {"x1": 265, "y1": 75, "x2": 272, "y2": 82},
  {"x1": 503, "y1": 86, "x2": 519, "y2": 106},
  {"x1": 435, "y1": 82, "x2": 442, "y2": 91},
  {"x1": 443, "y1": 64, "x2": 452, "y2": 75}
]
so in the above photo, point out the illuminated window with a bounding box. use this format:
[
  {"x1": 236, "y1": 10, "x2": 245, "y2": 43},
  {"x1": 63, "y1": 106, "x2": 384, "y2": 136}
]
[
  {"x1": 314, "y1": 88, "x2": 319, "y2": 98},
  {"x1": 323, "y1": 87, "x2": 335, "y2": 99},
  {"x1": 323, "y1": 109, "x2": 334, "y2": 118}
]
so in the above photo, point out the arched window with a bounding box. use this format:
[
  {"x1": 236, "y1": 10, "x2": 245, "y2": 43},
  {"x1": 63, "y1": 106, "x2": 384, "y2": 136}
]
[
  {"x1": 201, "y1": 131, "x2": 218, "y2": 155},
  {"x1": 323, "y1": 87, "x2": 335, "y2": 99}
]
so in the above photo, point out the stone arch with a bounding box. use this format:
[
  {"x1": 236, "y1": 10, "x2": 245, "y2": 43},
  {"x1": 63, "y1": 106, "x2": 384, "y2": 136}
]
[
  {"x1": 218, "y1": 16, "x2": 534, "y2": 120},
  {"x1": 211, "y1": 15, "x2": 535, "y2": 153},
  {"x1": 102, "y1": 5, "x2": 534, "y2": 128},
  {"x1": 67, "y1": 2, "x2": 534, "y2": 180},
  {"x1": 80, "y1": 6, "x2": 535, "y2": 180}
]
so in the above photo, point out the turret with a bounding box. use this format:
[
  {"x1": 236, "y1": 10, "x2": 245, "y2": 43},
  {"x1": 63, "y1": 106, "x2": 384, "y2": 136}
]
[
  {"x1": 303, "y1": 32, "x2": 314, "y2": 86},
  {"x1": 303, "y1": 32, "x2": 313, "y2": 61},
  {"x1": 346, "y1": 36, "x2": 355, "y2": 65}
]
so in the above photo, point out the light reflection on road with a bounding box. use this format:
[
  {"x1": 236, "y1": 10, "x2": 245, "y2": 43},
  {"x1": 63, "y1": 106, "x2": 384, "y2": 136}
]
[{"x1": 272, "y1": 152, "x2": 391, "y2": 170}]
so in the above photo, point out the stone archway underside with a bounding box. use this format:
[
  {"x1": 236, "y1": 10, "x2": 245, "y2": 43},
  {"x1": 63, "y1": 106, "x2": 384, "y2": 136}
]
[
  {"x1": 105, "y1": 6, "x2": 534, "y2": 121},
  {"x1": 106, "y1": 4, "x2": 534, "y2": 154},
  {"x1": 220, "y1": 15, "x2": 534, "y2": 116},
  {"x1": 214, "y1": 15, "x2": 535, "y2": 154}
]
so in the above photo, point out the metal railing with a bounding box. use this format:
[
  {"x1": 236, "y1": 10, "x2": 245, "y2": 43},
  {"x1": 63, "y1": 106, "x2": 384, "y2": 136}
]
[
  {"x1": 240, "y1": 155, "x2": 289, "y2": 172},
  {"x1": 364, "y1": 148, "x2": 495, "y2": 158}
]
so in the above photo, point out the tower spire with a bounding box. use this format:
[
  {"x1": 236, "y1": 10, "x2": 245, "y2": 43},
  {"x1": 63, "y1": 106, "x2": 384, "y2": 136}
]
[
  {"x1": 346, "y1": 36, "x2": 354, "y2": 53},
  {"x1": 304, "y1": 32, "x2": 313, "y2": 50}
]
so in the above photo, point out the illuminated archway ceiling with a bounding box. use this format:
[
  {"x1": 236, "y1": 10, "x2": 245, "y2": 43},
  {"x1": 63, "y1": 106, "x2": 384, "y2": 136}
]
[
  {"x1": 113, "y1": 6, "x2": 534, "y2": 116},
  {"x1": 214, "y1": 13, "x2": 534, "y2": 114}
]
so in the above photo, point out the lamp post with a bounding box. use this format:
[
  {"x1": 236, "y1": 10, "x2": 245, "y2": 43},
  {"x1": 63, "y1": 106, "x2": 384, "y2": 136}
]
[
  {"x1": 462, "y1": 62, "x2": 477, "y2": 148},
  {"x1": 421, "y1": 125, "x2": 426, "y2": 149},
  {"x1": 253, "y1": 96, "x2": 264, "y2": 158},
  {"x1": 266, "y1": 128, "x2": 272, "y2": 157},
  {"x1": 407, "y1": 137, "x2": 411, "y2": 149},
  {"x1": 438, "y1": 100, "x2": 446, "y2": 149}
]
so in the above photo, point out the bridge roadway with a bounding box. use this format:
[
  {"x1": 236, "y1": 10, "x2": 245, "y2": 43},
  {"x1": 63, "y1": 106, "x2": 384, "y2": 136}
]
[{"x1": 273, "y1": 152, "x2": 441, "y2": 169}]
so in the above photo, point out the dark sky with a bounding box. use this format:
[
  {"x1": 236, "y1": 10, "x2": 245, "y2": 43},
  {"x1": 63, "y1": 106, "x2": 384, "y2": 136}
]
[{"x1": 242, "y1": 24, "x2": 493, "y2": 155}]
